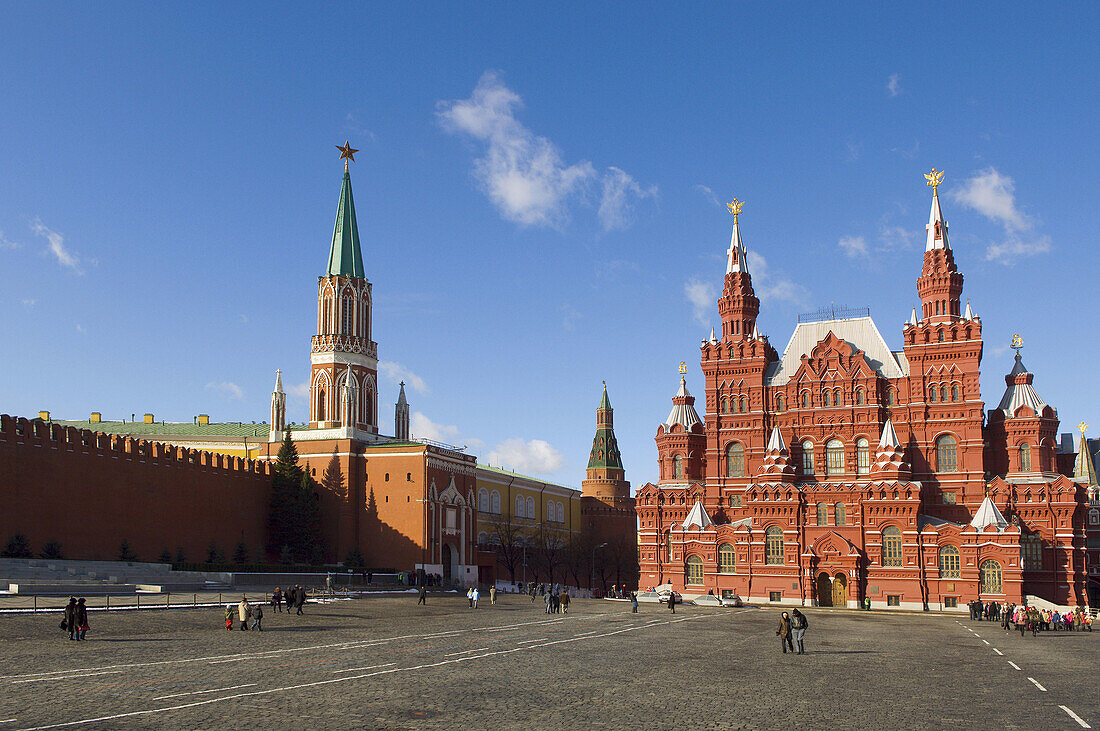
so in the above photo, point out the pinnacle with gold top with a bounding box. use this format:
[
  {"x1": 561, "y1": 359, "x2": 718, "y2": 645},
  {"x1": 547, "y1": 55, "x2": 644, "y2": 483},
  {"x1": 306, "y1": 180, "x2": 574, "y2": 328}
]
[
  {"x1": 1011, "y1": 333, "x2": 1024, "y2": 354},
  {"x1": 1079, "y1": 421, "x2": 1089, "y2": 436},
  {"x1": 924, "y1": 168, "x2": 945, "y2": 194},
  {"x1": 727, "y1": 198, "x2": 744, "y2": 221},
  {"x1": 336, "y1": 140, "x2": 359, "y2": 172},
  {"x1": 679, "y1": 361, "x2": 687, "y2": 375}
]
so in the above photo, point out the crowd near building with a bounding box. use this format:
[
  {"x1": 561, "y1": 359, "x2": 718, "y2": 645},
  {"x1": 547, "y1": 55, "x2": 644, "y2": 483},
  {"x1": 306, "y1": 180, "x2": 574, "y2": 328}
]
[
  {"x1": 0, "y1": 145, "x2": 635, "y2": 590},
  {"x1": 635, "y1": 173, "x2": 1100, "y2": 611}
]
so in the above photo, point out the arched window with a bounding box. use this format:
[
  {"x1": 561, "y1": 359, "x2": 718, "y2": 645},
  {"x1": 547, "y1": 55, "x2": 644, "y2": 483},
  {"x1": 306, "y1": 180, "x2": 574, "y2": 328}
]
[
  {"x1": 928, "y1": 385, "x2": 938, "y2": 403},
  {"x1": 1021, "y1": 534, "x2": 1041, "y2": 570},
  {"x1": 361, "y1": 385, "x2": 374, "y2": 426},
  {"x1": 775, "y1": 394, "x2": 785, "y2": 411},
  {"x1": 883, "y1": 526, "x2": 902, "y2": 566},
  {"x1": 526, "y1": 496, "x2": 535, "y2": 519},
  {"x1": 801, "y1": 441, "x2": 815, "y2": 475},
  {"x1": 826, "y1": 439, "x2": 844, "y2": 475},
  {"x1": 490, "y1": 533, "x2": 501, "y2": 547},
  {"x1": 979, "y1": 560, "x2": 1003, "y2": 594},
  {"x1": 477, "y1": 532, "x2": 488, "y2": 547},
  {"x1": 855, "y1": 388, "x2": 864, "y2": 405},
  {"x1": 341, "y1": 296, "x2": 354, "y2": 334},
  {"x1": 673, "y1": 455, "x2": 684, "y2": 479},
  {"x1": 490, "y1": 490, "x2": 501, "y2": 514},
  {"x1": 834, "y1": 503, "x2": 846, "y2": 527},
  {"x1": 515, "y1": 495, "x2": 525, "y2": 518},
  {"x1": 322, "y1": 295, "x2": 333, "y2": 334},
  {"x1": 1019, "y1": 443, "x2": 1032, "y2": 472},
  {"x1": 938, "y1": 330, "x2": 945, "y2": 342},
  {"x1": 665, "y1": 532, "x2": 672, "y2": 562},
  {"x1": 721, "y1": 397, "x2": 729, "y2": 414},
  {"x1": 856, "y1": 438, "x2": 870, "y2": 474},
  {"x1": 935, "y1": 435, "x2": 958, "y2": 472},
  {"x1": 686, "y1": 555, "x2": 704, "y2": 585},
  {"x1": 816, "y1": 502, "x2": 827, "y2": 526},
  {"x1": 940, "y1": 386, "x2": 948, "y2": 402},
  {"x1": 765, "y1": 526, "x2": 784, "y2": 565},
  {"x1": 718, "y1": 543, "x2": 735, "y2": 574},
  {"x1": 938, "y1": 545, "x2": 960, "y2": 578},
  {"x1": 801, "y1": 392, "x2": 809, "y2": 408},
  {"x1": 360, "y1": 300, "x2": 370, "y2": 339},
  {"x1": 822, "y1": 390, "x2": 831, "y2": 407},
  {"x1": 317, "y1": 387, "x2": 327, "y2": 422},
  {"x1": 886, "y1": 388, "x2": 896, "y2": 406},
  {"x1": 726, "y1": 443, "x2": 745, "y2": 478},
  {"x1": 739, "y1": 397, "x2": 747, "y2": 413},
  {"x1": 478, "y1": 489, "x2": 490, "y2": 513},
  {"x1": 834, "y1": 389, "x2": 842, "y2": 406}
]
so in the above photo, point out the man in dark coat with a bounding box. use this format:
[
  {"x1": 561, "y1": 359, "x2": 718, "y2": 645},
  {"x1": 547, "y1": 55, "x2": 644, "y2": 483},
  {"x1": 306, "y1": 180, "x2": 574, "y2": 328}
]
[
  {"x1": 62, "y1": 597, "x2": 77, "y2": 641},
  {"x1": 790, "y1": 609, "x2": 808, "y2": 655},
  {"x1": 417, "y1": 584, "x2": 427, "y2": 605},
  {"x1": 294, "y1": 585, "x2": 306, "y2": 615}
]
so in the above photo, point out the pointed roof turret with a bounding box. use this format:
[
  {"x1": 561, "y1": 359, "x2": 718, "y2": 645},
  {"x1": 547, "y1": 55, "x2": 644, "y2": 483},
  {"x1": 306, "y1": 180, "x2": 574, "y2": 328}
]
[
  {"x1": 969, "y1": 496, "x2": 1009, "y2": 532},
  {"x1": 766, "y1": 425, "x2": 787, "y2": 453},
  {"x1": 759, "y1": 426, "x2": 795, "y2": 478},
  {"x1": 964, "y1": 300, "x2": 974, "y2": 320},
  {"x1": 598, "y1": 381, "x2": 612, "y2": 412},
  {"x1": 908, "y1": 307, "x2": 918, "y2": 326},
  {"x1": 327, "y1": 143, "x2": 366, "y2": 278},
  {"x1": 273, "y1": 369, "x2": 284, "y2": 394},
  {"x1": 588, "y1": 383, "x2": 624, "y2": 472},
  {"x1": 682, "y1": 500, "x2": 713, "y2": 530},
  {"x1": 870, "y1": 419, "x2": 910, "y2": 479},
  {"x1": 726, "y1": 198, "x2": 749, "y2": 274},
  {"x1": 924, "y1": 168, "x2": 950, "y2": 251},
  {"x1": 664, "y1": 376, "x2": 702, "y2": 431},
  {"x1": 996, "y1": 341, "x2": 1048, "y2": 417},
  {"x1": 878, "y1": 419, "x2": 901, "y2": 450},
  {"x1": 709, "y1": 326, "x2": 717, "y2": 343},
  {"x1": 1073, "y1": 423, "x2": 1097, "y2": 486},
  {"x1": 396, "y1": 381, "x2": 408, "y2": 407}
]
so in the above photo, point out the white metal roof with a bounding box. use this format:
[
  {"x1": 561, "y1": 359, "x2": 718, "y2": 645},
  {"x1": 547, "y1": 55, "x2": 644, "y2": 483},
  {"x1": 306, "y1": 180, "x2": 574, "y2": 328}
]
[
  {"x1": 682, "y1": 500, "x2": 713, "y2": 530},
  {"x1": 969, "y1": 497, "x2": 1009, "y2": 532},
  {"x1": 994, "y1": 355, "x2": 1047, "y2": 417},
  {"x1": 764, "y1": 316, "x2": 908, "y2": 386},
  {"x1": 664, "y1": 377, "x2": 703, "y2": 431}
]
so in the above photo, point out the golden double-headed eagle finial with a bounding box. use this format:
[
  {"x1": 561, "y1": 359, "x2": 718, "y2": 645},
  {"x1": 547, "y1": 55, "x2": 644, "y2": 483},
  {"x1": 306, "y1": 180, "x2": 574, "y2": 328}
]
[
  {"x1": 1079, "y1": 421, "x2": 1089, "y2": 436},
  {"x1": 1011, "y1": 333, "x2": 1024, "y2": 352},
  {"x1": 924, "y1": 168, "x2": 945, "y2": 193},
  {"x1": 727, "y1": 198, "x2": 744, "y2": 221},
  {"x1": 679, "y1": 361, "x2": 687, "y2": 375}
]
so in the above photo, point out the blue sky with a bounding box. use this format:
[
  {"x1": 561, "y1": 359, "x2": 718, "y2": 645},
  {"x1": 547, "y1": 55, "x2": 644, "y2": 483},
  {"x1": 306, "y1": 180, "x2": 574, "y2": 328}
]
[{"x1": 2, "y1": 3, "x2": 1097, "y2": 487}]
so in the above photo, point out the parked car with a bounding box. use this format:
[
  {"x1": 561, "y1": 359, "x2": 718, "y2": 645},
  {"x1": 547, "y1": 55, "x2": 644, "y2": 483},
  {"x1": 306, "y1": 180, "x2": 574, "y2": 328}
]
[
  {"x1": 657, "y1": 591, "x2": 682, "y2": 604},
  {"x1": 720, "y1": 594, "x2": 743, "y2": 608}
]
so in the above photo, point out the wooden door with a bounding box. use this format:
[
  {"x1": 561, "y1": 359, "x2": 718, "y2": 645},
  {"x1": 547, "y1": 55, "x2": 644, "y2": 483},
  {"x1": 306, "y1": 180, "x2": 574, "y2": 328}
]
[{"x1": 832, "y1": 573, "x2": 848, "y2": 608}]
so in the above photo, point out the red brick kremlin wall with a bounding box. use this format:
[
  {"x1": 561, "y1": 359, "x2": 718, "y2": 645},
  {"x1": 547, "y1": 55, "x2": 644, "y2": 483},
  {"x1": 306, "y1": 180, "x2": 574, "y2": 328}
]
[{"x1": 0, "y1": 415, "x2": 272, "y2": 562}]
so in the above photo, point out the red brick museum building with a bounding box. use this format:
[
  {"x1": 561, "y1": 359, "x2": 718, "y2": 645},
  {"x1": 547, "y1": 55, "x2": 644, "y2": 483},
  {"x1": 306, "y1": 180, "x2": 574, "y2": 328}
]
[{"x1": 636, "y1": 175, "x2": 1099, "y2": 611}]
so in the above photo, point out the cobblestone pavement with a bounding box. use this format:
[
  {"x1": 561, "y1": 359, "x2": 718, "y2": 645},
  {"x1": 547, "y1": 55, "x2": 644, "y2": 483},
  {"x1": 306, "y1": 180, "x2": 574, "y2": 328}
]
[{"x1": 0, "y1": 596, "x2": 1094, "y2": 729}]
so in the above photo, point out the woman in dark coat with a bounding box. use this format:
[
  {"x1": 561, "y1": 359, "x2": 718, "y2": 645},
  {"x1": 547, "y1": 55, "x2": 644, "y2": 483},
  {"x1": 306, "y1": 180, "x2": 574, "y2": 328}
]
[
  {"x1": 62, "y1": 597, "x2": 77, "y2": 641},
  {"x1": 74, "y1": 598, "x2": 89, "y2": 641},
  {"x1": 776, "y1": 611, "x2": 793, "y2": 654}
]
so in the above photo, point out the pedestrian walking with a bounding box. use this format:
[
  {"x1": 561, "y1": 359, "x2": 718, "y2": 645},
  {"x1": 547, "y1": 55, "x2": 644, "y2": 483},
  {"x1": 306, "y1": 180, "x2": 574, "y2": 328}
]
[
  {"x1": 238, "y1": 596, "x2": 251, "y2": 630},
  {"x1": 224, "y1": 605, "x2": 234, "y2": 631},
  {"x1": 472, "y1": 587, "x2": 480, "y2": 609},
  {"x1": 776, "y1": 611, "x2": 794, "y2": 654},
  {"x1": 294, "y1": 585, "x2": 306, "y2": 615},
  {"x1": 790, "y1": 609, "x2": 808, "y2": 655},
  {"x1": 417, "y1": 583, "x2": 427, "y2": 605},
  {"x1": 74, "y1": 598, "x2": 89, "y2": 641},
  {"x1": 630, "y1": 591, "x2": 639, "y2": 613},
  {"x1": 467, "y1": 588, "x2": 474, "y2": 608},
  {"x1": 62, "y1": 597, "x2": 77, "y2": 641},
  {"x1": 561, "y1": 592, "x2": 570, "y2": 614},
  {"x1": 272, "y1": 588, "x2": 283, "y2": 613},
  {"x1": 251, "y1": 603, "x2": 263, "y2": 632},
  {"x1": 489, "y1": 586, "x2": 496, "y2": 605},
  {"x1": 668, "y1": 592, "x2": 676, "y2": 614},
  {"x1": 545, "y1": 592, "x2": 553, "y2": 614}
]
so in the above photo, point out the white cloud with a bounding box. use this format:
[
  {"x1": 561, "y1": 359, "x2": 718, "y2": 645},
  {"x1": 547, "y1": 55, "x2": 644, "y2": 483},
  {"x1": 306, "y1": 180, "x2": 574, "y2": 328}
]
[
  {"x1": 0, "y1": 229, "x2": 20, "y2": 249},
  {"x1": 878, "y1": 224, "x2": 919, "y2": 250},
  {"x1": 684, "y1": 278, "x2": 717, "y2": 326},
  {"x1": 410, "y1": 411, "x2": 485, "y2": 449},
  {"x1": 838, "y1": 235, "x2": 868, "y2": 258},
  {"x1": 844, "y1": 140, "x2": 862, "y2": 162},
  {"x1": 438, "y1": 72, "x2": 653, "y2": 231},
  {"x1": 75, "y1": 324, "x2": 86, "y2": 334},
  {"x1": 31, "y1": 218, "x2": 80, "y2": 272},
  {"x1": 951, "y1": 167, "x2": 1050, "y2": 264},
  {"x1": 887, "y1": 73, "x2": 901, "y2": 97},
  {"x1": 237, "y1": 314, "x2": 249, "y2": 324},
  {"x1": 21, "y1": 299, "x2": 35, "y2": 307},
  {"x1": 206, "y1": 381, "x2": 243, "y2": 400},
  {"x1": 598, "y1": 167, "x2": 657, "y2": 231},
  {"x1": 746, "y1": 251, "x2": 810, "y2": 307},
  {"x1": 286, "y1": 380, "x2": 309, "y2": 399},
  {"x1": 559, "y1": 303, "x2": 582, "y2": 331},
  {"x1": 693, "y1": 184, "x2": 721, "y2": 207},
  {"x1": 378, "y1": 360, "x2": 429, "y2": 394},
  {"x1": 951, "y1": 167, "x2": 1031, "y2": 232},
  {"x1": 485, "y1": 438, "x2": 563, "y2": 475}
]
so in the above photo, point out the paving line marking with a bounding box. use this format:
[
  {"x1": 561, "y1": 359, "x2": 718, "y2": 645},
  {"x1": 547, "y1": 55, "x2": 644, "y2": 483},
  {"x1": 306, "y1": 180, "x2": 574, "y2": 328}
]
[
  {"x1": 0, "y1": 721, "x2": 16, "y2": 725},
  {"x1": 13, "y1": 612, "x2": 728, "y2": 730},
  {"x1": 332, "y1": 663, "x2": 396, "y2": 674},
  {"x1": 1, "y1": 614, "x2": 609, "y2": 682},
  {"x1": 992, "y1": 648, "x2": 1003, "y2": 655},
  {"x1": 443, "y1": 648, "x2": 488, "y2": 657},
  {"x1": 981, "y1": 640, "x2": 990, "y2": 645},
  {"x1": 78, "y1": 677, "x2": 184, "y2": 694},
  {"x1": 516, "y1": 638, "x2": 548, "y2": 644},
  {"x1": 152, "y1": 684, "x2": 257, "y2": 701},
  {"x1": 1060, "y1": 706, "x2": 1091, "y2": 728},
  {"x1": 1007, "y1": 661, "x2": 1021, "y2": 670},
  {"x1": 13, "y1": 671, "x2": 124, "y2": 684},
  {"x1": 1027, "y1": 677, "x2": 1047, "y2": 692}
]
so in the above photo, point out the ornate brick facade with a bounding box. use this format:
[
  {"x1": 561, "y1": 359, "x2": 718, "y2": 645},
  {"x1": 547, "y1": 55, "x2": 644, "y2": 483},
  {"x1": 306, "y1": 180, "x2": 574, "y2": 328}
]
[{"x1": 636, "y1": 176, "x2": 1096, "y2": 611}]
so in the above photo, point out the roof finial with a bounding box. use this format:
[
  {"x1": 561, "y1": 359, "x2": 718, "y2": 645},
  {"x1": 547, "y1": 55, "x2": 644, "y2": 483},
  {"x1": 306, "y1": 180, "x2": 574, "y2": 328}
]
[
  {"x1": 336, "y1": 140, "x2": 359, "y2": 173},
  {"x1": 924, "y1": 168, "x2": 944, "y2": 195},
  {"x1": 679, "y1": 361, "x2": 687, "y2": 375},
  {"x1": 727, "y1": 197, "x2": 744, "y2": 223},
  {"x1": 1079, "y1": 421, "x2": 1089, "y2": 436},
  {"x1": 1011, "y1": 333, "x2": 1024, "y2": 355}
]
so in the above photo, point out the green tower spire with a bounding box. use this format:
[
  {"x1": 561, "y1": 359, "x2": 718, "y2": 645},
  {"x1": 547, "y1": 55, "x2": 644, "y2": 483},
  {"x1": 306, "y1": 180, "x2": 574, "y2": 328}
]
[
  {"x1": 327, "y1": 145, "x2": 366, "y2": 278},
  {"x1": 588, "y1": 382, "x2": 624, "y2": 471}
]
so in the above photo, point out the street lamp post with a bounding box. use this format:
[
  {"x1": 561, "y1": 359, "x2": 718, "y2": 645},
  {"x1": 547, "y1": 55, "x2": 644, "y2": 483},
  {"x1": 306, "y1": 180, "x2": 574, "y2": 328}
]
[{"x1": 590, "y1": 542, "x2": 608, "y2": 594}]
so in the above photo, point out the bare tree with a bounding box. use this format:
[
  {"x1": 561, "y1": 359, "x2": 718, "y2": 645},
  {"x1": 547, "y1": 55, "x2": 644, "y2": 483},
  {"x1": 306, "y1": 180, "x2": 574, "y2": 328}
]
[
  {"x1": 484, "y1": 515, "x2": 528, "y2": 583},
  {"x1": 533, "y1": 524, "x2": 567, "y2": 587}
]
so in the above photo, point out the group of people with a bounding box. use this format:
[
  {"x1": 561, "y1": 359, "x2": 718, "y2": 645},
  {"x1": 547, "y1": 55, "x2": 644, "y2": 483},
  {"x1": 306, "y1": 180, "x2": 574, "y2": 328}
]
[
  {"x1": 544, "y1": 590, "x2": 570, "y2": 614},
  {"x1": 270, "y1": 586, "x2": 307, "y2": 615},
  {"x1": 775, "y1": 610, "x2": 810, "y2": 655},
  {"x1": 998, "y1": 603, "x2": 1093, "y2": 636},
  {"x1": 226, "y1": 596, "x2": 264, "y2": 631},
  {"x1": 61, "y1": 597, "x2": 90, "y2": 641}
]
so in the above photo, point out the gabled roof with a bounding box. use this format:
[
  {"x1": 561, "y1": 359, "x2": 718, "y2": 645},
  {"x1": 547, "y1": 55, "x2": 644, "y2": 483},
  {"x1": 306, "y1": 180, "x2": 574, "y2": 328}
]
[
  {"x1": 682, "y1": 500, "x2": 713, "y2": 530},
  {"x1": 764, "y1": 316, "x2": 908, "y2": 386},
  {"x1": 969, "y1": 496, "x2": 1009, "y2": 532}
]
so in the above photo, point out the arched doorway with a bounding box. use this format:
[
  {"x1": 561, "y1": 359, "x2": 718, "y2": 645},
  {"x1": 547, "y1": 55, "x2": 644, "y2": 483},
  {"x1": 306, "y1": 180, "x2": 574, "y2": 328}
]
[
  {"x1": 817, "y1": 572, "x2": 832, "y2": 606},
  {"x1": 832, "y1": 572, "x2": 848, "y2": 608},
  {"x1": 442, "y1": 544, "x2": 453, "y2": 584}
]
